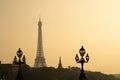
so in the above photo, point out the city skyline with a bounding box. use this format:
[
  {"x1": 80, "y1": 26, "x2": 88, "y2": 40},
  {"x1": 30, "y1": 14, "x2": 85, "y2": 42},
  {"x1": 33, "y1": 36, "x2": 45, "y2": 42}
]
[{"x1": 1, "y1": 0, "x2": 120, "y2": 74}]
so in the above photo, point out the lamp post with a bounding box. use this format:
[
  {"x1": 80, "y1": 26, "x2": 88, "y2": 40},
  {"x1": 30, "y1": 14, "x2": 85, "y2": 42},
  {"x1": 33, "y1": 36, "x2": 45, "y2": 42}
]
[
  {"x1": 75, "y1": 46, "x2": 89, "y2": 80},
  {"x1": 13, "y1": 48, "x2": 26, "y2": 80}
]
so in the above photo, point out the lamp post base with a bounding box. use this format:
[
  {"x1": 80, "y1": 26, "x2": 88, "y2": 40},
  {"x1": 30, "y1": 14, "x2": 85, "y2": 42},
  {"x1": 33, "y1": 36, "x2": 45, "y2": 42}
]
[
  {"x1": 16, "y1": 70, "x2": 23, "y2": 80},
  {"x1": 79, "y1": 70, "x2": 86, "y2": 80}
]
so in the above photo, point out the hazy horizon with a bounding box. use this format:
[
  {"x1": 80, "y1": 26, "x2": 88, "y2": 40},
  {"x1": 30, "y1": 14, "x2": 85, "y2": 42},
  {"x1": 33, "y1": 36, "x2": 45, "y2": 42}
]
[{"x1": 1, "y1": 0, "x2": 120, "y2": 74}]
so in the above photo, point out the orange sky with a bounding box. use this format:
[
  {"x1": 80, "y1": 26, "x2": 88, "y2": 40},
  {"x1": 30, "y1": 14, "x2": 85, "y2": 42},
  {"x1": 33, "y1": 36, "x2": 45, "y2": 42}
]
[{"x1": 1, "y1": 0, "x2": 120, "y2": 74}]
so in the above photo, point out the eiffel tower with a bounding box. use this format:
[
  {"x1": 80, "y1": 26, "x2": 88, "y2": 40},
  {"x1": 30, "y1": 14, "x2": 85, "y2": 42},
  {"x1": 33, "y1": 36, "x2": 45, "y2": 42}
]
[{"x1": 34, "y1": 18, "x2": 46, "y2": 67}]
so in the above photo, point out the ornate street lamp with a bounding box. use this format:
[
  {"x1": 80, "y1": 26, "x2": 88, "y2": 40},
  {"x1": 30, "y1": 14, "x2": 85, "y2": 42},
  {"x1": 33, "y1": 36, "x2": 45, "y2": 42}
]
[
  {"x1": 13, "y1": 48, "x2": 26, "y2": 80},
  {"x1": 75, "y1": 46, "x2": 89, "y2": 80}
]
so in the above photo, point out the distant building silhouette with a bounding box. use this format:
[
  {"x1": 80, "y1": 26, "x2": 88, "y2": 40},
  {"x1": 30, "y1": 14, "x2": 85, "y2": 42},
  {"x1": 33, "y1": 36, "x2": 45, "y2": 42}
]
[
  {"x1": 34, "y1": 18, "x2": 46, "y2": 68},
  {"x1": 58, "y1": 56, "x2": 63, "y2": 69}
]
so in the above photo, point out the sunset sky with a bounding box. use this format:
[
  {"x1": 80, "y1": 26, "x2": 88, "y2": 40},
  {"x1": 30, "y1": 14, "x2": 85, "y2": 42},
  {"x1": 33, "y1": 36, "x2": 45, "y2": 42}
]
[{"x1": 1, "y1": 0, "x2": 120, "y2": 74}]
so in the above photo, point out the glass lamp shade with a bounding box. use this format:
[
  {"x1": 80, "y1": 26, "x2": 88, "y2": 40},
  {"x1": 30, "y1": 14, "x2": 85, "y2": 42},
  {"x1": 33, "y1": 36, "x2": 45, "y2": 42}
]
[
  {"x1": 22, "y1": 55, "x2": 26, "y2": 63},
  {"x1": 79, "y1": 46, "x2": 86, "y2": 57},
  {"x1": 17, "y1": 48, "x2": 23, "y2": 58},
  {"x1": 14, "y1": 56, "x2": 17, "y2": 62},
  {"x1": 86, "y1": 53, "x2": 89, "y2": 62},
  {"x1": 75, "y1": 54, "x2": 79, "y2": 62}
]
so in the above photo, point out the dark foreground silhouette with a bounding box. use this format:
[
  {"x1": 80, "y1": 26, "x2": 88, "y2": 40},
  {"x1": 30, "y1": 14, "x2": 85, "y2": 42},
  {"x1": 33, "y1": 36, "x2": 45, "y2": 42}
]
[{"x1": 0, "y1": 64, "x2": 119, "y2": 80}]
